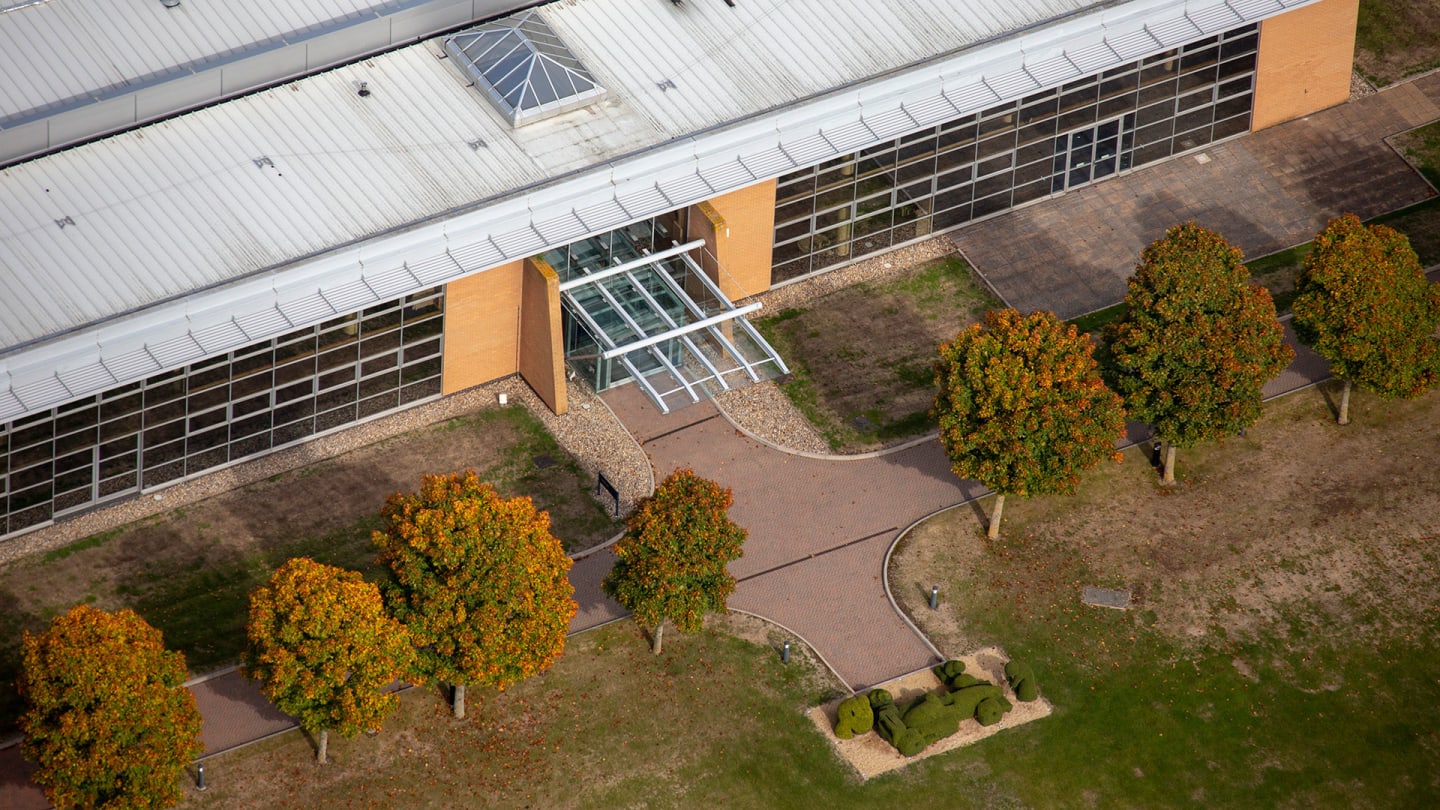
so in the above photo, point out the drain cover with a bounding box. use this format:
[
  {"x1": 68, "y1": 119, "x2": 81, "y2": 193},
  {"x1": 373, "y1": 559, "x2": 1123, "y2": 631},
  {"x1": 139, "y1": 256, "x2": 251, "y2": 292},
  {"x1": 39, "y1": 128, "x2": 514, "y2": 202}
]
[{"x1": 1082, "y1": 586, "x2": 1131, "y2": 609}]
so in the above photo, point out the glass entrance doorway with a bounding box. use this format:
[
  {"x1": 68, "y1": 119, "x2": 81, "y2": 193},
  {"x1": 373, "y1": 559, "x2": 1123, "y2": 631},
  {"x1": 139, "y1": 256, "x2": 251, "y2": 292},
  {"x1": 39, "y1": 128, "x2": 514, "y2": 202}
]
[
  {"x1": 554, "y1": 230, "x2": 788, "y2": 414},
  {"x1": 1052, "y1": 114, "x2": 1136, "y2": 193}
]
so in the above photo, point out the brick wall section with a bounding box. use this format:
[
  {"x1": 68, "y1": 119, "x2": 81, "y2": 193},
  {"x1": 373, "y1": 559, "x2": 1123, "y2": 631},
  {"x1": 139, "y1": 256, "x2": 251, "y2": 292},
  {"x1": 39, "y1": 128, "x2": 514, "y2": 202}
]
[
  {"x1": 1251, "y1": 0, "x2": 1358, "y2": 131},
  {"x1": 687, "y1": 179, "x2": 778, "y2": 299},
  {"x1": 440, "y1": 260, "x2": 522, "y2": 395},
  {"x1": 518, "y1": 257, "x2": 567, "y2": 414}
]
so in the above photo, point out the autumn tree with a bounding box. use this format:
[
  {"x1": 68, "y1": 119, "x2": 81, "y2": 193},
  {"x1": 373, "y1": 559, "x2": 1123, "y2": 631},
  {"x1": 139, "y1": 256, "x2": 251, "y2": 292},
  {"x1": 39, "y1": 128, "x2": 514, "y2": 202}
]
[
  {"x1": 1292, "y1": 213, "x2": 1440, "y2": 425},
  {"x1": 1104, "y1": 222, "x2": 1293, "y2": 484},
  {"x1": 18, "y1": 605, "x2": 202, "y2": 810},
  {"x1": 373, "y1": 470, "x2": 577, "y2": 720},
  {"x1": 602, "y1": 469, "x2": 746, "y2": 654},
  {"x1": 244, "y1": 557, "x2": 414, "y2": 764},
  {"x1": 933, "y1": 308, "x2": 1126, "y2": 538}
]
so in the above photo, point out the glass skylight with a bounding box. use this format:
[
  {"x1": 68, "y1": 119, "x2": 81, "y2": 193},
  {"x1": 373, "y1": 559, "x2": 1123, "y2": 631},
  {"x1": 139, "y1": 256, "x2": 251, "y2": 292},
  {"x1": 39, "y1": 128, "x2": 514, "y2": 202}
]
[{"x1": 443, "y1": 9, "x2": 605, "y2": 127}]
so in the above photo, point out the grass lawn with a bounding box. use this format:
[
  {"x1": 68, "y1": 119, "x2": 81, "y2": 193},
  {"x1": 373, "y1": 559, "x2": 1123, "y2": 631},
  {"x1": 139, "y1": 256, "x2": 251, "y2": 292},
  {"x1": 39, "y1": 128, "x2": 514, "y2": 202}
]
[
  {"x1": 1355, "y1": 0, "x2": 1440, "y2": 86},
  {"x1": 188, "y1": 385, "x2": 1440, "y2": 808},
  {"x1": 890, "y1": 384, "x2": 1440, "y2": 807},
  {"x1": 0, "y1": 405, "x2": 617, "y2": 734},
  {"x1": 184, "y1": 616, "x2": 1036, "y2": 809},
  {"x1": 755, "y1": 257, "x2": 998, "y2": 451}
]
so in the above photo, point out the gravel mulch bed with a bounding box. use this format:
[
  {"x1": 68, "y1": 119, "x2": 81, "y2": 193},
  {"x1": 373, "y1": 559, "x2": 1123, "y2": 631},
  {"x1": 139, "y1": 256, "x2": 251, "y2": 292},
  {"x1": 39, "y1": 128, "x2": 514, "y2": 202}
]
[
  {"x1": 1351, "y1": 70, "x2": 1378, "y2": 100},
  {"x1": 807, "y1": 646, "x2": 1052, "y2": 780},
  {"x1": 0, "y1": 375, "x2": 648, "y2": 567}
]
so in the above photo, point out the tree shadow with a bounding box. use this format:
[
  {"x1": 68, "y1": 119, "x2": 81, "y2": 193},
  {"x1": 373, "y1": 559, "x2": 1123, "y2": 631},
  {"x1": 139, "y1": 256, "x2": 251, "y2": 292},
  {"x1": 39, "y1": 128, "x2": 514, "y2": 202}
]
[{"x1": 1315, "y1": 378, "x2": 1341, "y2": 421}]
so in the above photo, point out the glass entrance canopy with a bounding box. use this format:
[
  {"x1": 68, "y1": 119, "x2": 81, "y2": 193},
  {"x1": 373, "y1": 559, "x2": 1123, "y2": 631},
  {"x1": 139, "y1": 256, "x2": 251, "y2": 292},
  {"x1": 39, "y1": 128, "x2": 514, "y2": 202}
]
[{"x1": 558, "y1": 240, "x2": 788, "y2": 414}]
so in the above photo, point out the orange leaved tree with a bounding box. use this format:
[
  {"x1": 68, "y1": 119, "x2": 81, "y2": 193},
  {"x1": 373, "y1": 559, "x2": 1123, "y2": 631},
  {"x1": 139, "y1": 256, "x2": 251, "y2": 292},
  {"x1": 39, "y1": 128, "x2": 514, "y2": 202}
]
[
  {"x1": 1104, "y1": 223, "x2": 1292, "y2": 484},
  {"x1": 603, "y1": 468, "x2": 746, "y2": 654},
  {"x1": 373, "y1": 470, "x2": 576, "y2": 719},
  {"x1": 1292, "y1": 213, "x2": 1440, "y2": 424},
  {"x1": 243, "y1": 557, "x2": 414, "y2": 763},
  {"x1": 18, "y1": 605, "x2": 202, "y2": 809},
  {"x1": 933, "y1": 308, "x2": 1126, "y2": 538}
]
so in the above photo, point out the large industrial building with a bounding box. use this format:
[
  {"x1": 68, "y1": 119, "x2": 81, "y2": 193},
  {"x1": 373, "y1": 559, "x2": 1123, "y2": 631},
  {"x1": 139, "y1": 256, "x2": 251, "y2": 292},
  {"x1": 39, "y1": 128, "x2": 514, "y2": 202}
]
[{"x1": 0, "y1": 0, "x2": 1358, "y2": 540}]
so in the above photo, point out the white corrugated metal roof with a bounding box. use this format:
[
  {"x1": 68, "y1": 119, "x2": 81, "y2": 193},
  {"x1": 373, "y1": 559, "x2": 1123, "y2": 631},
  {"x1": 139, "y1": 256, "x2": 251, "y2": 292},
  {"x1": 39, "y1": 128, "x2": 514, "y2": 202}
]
[
  {"x1": 0, "y1": 0, "x2": 1317, "y2": 420},
  {"x1": 0, "y1": 0, "x2": 412, "y2": 122}
]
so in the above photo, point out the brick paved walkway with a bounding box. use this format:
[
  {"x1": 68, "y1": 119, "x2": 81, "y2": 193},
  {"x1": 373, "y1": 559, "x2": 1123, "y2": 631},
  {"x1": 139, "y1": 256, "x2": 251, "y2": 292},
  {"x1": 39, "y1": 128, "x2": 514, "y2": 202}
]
[
  {"x1": 957, "y1": 73, "x2": 1440, "y2": 319},
  {"x1": 599, "y1": 385, "x2": 978, "y2": 689}
]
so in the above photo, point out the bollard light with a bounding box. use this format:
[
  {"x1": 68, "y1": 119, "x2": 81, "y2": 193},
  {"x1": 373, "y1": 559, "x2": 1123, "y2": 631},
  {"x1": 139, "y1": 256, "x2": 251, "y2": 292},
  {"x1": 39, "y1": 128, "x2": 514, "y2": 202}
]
[
  {"x1": 930, "y1": 585, "x2": 939, "y2": 610},
  {"x1": 781, "y1": 639, "x2": 791, "y2": 664},
  {"x1": 196, "y1": 763, "x2": 207, "y2": 791}
]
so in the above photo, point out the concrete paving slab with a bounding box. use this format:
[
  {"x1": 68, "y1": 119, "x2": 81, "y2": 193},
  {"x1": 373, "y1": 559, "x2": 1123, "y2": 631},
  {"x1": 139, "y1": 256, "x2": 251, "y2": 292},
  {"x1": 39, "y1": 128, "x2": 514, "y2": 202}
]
[{"x1": 956, "y1": 74, "x2": 1440, "y2": 319}]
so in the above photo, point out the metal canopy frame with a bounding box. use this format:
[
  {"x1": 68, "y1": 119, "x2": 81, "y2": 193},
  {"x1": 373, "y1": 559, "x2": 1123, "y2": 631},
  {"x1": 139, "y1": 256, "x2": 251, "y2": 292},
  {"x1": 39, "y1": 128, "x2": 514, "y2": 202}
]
[{"x1": 560, "y1": 241, "x2": 788, "y2": 414}]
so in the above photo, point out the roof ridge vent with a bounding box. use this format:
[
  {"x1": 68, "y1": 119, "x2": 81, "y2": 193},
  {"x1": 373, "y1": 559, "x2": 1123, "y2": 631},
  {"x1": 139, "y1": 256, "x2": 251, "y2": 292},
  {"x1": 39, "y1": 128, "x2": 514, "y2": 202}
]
[{"x1": 443, "y1": 9, "x2": 606, "y2": 127}]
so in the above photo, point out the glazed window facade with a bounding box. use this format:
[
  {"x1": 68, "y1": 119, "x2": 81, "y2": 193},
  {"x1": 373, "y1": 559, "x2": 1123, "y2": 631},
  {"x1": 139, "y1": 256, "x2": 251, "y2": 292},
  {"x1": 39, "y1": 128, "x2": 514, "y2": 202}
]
[
  {"x1": 0, "y1": 288, "x2": 444, "y2": 537},
  {"x1": 772, "y1": 24, "x2": 1260, "y2": 283}
]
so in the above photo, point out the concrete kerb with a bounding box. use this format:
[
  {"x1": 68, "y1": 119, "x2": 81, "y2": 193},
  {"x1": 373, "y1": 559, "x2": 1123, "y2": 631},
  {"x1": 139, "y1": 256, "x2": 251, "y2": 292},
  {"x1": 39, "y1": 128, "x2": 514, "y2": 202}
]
[
  {"x1": 183, "y1": 664, "x2": 242, "y2": 688},
  {"x1": 711, "y1": 395, "x2": 941, "y2": 461},
  {"x1": 197, "y1": 724, "x2": 300, "y2": 762},
  {"x1": 881, "y1": 501, "x2": 978, "y2": 666},
  {"x1": 950, "y1": 238, "x2": 1013, "y2": 310},
  {"x1": 724, "y1": 608, "x2": 853, "y2": 695}
]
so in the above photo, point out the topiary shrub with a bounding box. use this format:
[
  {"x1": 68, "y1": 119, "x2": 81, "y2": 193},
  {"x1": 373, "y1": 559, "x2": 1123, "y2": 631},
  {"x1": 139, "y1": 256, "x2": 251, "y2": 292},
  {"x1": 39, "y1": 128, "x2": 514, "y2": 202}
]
[
  {"x1": 894, "y1": 727, "x2": 928, "y2": 757},
  {"x1": 946, "y1": 683, "x2": 1002, "y2": 718},
  {"x1": 932, "y1": 659, "x2": 966, "y2": 684},
  {"x1": 870, "y1": 692, "x2": 933, "y2": 757},
  {"x1": 833, "y1": 694, "x2": 874, "y2": 739},
  {"x1": 975, "y1": 695, "x2": 1013, "y2": 727},
  {"x1": 873, "y1": 702, "x2": 905, "y2": 746},
  {"x1": 1004, "y1": 660, "x2": 1040, "y2": 702},
  {"x1": 947, "y1": 673, "x2": 987, "y2": 690},
  {"x1": 902, "y1": 692, "x2": 961, "y2": 744}
]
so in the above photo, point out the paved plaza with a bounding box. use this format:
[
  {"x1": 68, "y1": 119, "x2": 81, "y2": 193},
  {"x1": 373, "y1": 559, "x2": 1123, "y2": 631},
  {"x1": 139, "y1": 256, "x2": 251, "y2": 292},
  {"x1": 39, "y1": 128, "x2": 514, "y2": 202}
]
[{"x1": 956, "y1": 72, "x2": 1440, "y2": 318}]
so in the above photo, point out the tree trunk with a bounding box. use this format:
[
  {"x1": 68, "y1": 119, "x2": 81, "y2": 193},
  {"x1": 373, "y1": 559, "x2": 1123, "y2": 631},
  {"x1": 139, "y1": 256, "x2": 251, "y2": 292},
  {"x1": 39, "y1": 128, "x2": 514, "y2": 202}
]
[
  {"x1": 1338, "y1": 379, "x2": 1352, "y2": 426},
  {"x1": 1162, "y1": 444, "x2": 1177, "y2": 486},
  {"x1": 317, "y1": 729, "x2": 329, "y2": 764},
  {"x1": 453, "y1": 683, "x2": 466, "y2": 720},
  {"x1": 652, "y1": 619, "x2": 665, "y2": 655},
  {"x1": 987, "y1": 493, "x2": 1006, "y2": 539}
]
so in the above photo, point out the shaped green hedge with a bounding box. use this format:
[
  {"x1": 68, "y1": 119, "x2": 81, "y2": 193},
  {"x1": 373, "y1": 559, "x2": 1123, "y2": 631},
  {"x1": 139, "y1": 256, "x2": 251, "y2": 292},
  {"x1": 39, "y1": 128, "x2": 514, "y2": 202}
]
[
  {"x1": 1004, "y1": 660, "x2": 1040, "y2": 702},
  {"x1": 833, "y1": 694, "x2": 874, "y2": 739}
]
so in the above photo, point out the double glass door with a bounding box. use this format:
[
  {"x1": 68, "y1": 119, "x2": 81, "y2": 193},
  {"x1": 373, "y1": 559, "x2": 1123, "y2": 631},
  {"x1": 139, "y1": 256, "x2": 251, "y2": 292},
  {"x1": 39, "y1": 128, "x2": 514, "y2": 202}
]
[{"x1": 1052, "y1": 115, "x2": 1135, "y2": 193}]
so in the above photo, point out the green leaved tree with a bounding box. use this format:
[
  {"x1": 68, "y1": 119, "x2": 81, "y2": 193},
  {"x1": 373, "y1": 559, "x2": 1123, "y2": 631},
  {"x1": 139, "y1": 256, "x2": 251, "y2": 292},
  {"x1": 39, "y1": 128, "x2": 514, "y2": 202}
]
[
  {"x1": 1104, "y1": 222, "x2": 1293, "y2": 484},
  {"x1": 18, "y1": 605, "x2": 202, "y2": 810},
  {"x1": 933, "y1": 308, "x2": 1126, "y2": 538},
  {"x1": 373, "y1": 470, "x2": 577, "y2": 720},
  {"x1": 244, "y1": 557, "x2": 414, "y2": 763},
  {"x1": 1292, "y1": 212, "x2": 1440, "y2": 424},
  {"x1": 602, "y1": 469, "x2": 746, "y2": 654}
]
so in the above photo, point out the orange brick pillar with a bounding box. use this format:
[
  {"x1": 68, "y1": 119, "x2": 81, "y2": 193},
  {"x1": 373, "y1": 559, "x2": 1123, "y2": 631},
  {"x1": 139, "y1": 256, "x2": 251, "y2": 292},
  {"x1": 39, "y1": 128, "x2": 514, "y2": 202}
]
[
  {"x1": 518, "y1": 257, "x2": 567, "y2": 415},
  {"x1": 441, "y1": 261, "x2": 523, "y2": 395},
  {"x1": 439, "y1": 257, "x2": 567, "y2": 415},
  {"x1": 687, "y1": 179, "x2": 778, "y2": 300},
  {"x1": 1251, "y1": 0, "x2": 1358, "y2": 131}
]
